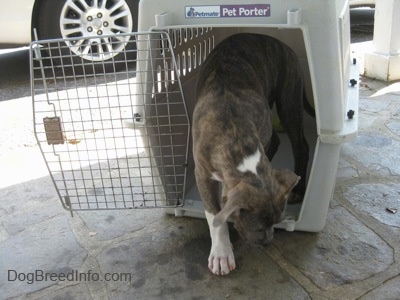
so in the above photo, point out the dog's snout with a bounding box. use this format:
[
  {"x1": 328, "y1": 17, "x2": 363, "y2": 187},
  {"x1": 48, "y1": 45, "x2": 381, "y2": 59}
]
[
  {"x1": 258, "y1": 227, "x2": 274, "y2": 245},
  {"x1": 243, "y1": 230, "x2": 266, "y2": 244}
]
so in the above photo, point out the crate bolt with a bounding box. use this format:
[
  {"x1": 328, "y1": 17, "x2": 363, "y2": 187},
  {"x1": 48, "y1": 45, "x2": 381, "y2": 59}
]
[
  {"x1": 347, "y1": 110, "x2": 355, "y2": 119},
  {"x1": 350, "y1": 79, "x2": 358, "y2": 87}
]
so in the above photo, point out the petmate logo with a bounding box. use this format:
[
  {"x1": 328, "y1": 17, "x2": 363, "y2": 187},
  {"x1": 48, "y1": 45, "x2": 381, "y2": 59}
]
[
  {"x1": 185, "y1": 4, "x2": 271, "y2": 18},
  {"x1": 186, "y1": 6, "x2": 220, "y2": 18}
]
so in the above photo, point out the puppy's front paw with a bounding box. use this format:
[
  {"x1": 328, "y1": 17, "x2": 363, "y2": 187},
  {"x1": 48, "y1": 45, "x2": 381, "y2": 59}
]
[
  {"x1": 204, "y1": 211, "x2": 236, "y2": 275},
  {"x1": 208, "y1": 245, "x2": 236, "y2": 275}
]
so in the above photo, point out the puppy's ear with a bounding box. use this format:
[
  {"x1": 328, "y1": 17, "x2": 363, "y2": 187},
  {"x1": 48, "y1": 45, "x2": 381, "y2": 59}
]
[
  {"x1": 213, "y1": 182, "x2": 248, "y2": 227},
  {"x1": 271, "y1": 169, "x2": 300, "y2": 199}
]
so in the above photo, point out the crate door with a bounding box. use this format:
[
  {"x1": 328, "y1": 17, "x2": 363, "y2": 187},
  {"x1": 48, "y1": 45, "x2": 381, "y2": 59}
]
[{"x1": 31, "y1": 32, "x2": 189, "y2": 211}]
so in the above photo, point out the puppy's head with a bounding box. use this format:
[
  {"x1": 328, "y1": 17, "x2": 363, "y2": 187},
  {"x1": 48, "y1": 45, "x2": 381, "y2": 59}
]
[{"x1": 213, "y1": 169, "x2": 300, "y2": 245}]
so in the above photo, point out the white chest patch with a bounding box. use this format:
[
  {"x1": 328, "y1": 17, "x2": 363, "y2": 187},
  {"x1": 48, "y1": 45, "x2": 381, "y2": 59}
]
[{"x1": 237, "y1": 149, "x2": 261, "y2": 175}]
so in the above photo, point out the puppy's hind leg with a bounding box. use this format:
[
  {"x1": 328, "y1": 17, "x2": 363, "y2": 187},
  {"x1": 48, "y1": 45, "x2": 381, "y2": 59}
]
[
  {"x1": 265, "y1": 131, "x2": 280, "y2": 161},
  {"x1": 276, "y1": 83, "x2": 309, "y2": 202},
  {"x1": 195, "y1": 167, "x2": 236, "y2": 275}
]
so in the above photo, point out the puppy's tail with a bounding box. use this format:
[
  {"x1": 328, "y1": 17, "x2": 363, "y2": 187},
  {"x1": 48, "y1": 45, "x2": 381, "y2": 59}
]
[{"x1": 303, "y1": 89, "x2": 316, "y2": 118}]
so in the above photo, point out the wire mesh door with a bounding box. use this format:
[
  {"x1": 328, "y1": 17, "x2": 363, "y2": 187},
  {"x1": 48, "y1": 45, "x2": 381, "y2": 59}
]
[{"x1": 31, "y1": 32, "x2": 190, "y2": 211}]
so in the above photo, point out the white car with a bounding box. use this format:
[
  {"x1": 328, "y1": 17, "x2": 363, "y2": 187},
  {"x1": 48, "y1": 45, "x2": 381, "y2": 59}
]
[{"x1": 0, "y1": 0, "x2": 139, "y2": 64}]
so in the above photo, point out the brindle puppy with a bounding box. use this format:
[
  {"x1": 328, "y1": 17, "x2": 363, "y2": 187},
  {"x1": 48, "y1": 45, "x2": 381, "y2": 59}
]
[{"x1": 192, "y1": 33, "x2": 309, "y2": 275}]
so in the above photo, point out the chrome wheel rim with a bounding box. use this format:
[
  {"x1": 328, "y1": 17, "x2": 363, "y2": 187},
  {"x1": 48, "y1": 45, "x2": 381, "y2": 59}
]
[{"x1": 60, "y1": 0, "x2": 133, "y2": 61}]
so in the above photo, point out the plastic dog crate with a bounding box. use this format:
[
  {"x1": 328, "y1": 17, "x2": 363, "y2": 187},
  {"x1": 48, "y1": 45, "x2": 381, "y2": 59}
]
[
  {"x1": 135, "y1": 0, "x2": 359, "y2": 232},
  {"x1": 31, "y1": 0, "x2": 358, "y2": 232}
]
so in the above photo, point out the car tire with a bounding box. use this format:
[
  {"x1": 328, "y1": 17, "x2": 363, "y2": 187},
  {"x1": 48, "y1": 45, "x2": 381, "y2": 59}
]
[{"x1": 37, "y1": 0, "x2": 139, "y2": 73}]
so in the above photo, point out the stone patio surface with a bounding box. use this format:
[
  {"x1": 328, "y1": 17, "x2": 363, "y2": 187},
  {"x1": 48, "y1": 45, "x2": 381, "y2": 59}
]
[{"x1": 1, "y1": 47, "x2": 400, "y2": 299}]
